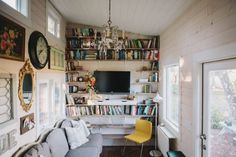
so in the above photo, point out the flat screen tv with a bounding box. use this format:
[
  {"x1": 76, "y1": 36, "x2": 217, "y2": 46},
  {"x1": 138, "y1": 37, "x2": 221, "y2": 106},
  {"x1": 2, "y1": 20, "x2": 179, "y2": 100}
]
[{"x1": 94, "y1": 71, "x2": 130, "y2": 94}]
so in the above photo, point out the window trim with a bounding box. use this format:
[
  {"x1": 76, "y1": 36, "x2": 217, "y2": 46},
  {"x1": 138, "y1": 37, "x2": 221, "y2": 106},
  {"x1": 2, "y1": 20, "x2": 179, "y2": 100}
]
[
  {"x1": 0, "y1": 0, "x2": 31, "y2": 27},
  {"x1": 36, "y1": 79, "x2": 50, "y2": 135},
  {"x1": 36, "y1": 73, "x2": 65, "y2": 137},
  {"x1": 46, "y1": 1, "x2": 61, "y2": 39},
  {"x1": 163, "y1": 64, "x2": 180, "y2": 135}
]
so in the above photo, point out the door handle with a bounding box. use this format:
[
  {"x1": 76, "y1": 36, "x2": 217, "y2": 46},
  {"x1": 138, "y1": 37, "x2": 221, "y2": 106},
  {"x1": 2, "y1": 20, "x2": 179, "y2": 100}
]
[
  {"x1": 200, "y1": 134, "x2": 207, "y2": 140},
  {"x1": 202, "y1": 144, "x2": 206, "y2": 150}
]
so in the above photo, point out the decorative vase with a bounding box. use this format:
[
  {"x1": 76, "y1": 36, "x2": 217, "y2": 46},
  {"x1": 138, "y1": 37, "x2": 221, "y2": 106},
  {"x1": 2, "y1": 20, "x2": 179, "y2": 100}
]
[{"x1": 88, "y1": 89, "x2": 93, "y2": 100}]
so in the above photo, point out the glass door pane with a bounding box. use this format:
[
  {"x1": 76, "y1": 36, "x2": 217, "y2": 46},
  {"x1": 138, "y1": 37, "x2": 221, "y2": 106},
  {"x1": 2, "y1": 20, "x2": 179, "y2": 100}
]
[{"x1": 203, "y1": 59, "x2": 236, "y2": 157}]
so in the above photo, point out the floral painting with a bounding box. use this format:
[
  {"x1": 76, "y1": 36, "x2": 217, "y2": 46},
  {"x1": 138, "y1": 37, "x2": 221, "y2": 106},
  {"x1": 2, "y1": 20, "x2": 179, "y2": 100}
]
[{"x1": 0, "y1": 14, "x2": 25, "y2": 61}]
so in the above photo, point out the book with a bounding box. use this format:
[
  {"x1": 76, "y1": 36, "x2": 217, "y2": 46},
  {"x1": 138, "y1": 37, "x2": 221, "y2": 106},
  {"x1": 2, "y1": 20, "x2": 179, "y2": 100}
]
[
  {"x1": 147, "y1": 40, "x2": 152, "y2": 48},
  {"x1": 95, "y1": 105, "x2": 100, "y2": 115},
  {"x1": 131, "y1": 106, "x2": 137, "y2": 116},
  {"x1": 125, "y1": 106, "x2": 130, "y2": 115},
  {"x1": 148, "y1": 106, "x2": 153, "y2": 115},
  {"x1": 90, "y1": 106, "x2": 94, "y2": 115},
  {"x1": 66, "y1": 94, "x2": 75, "y2": 105},
  {"x1": 86, "y1": 107, "x2": 90, "y2": 115},
  {"x1": 137, "y1": 106, "x2": 144, "y2": 115},
  {"x1": 151, "y1": 106, "x2": 156, "y2": 115},
  {"x1": 99, "y1": 106, "x2": 103, "y2": 115},
  {"x1": 143, "y1": 106, "x2": 150, "y2": 115},
  {"x1": 77, "y1": 107, "x2": 81, "y2": 116}
]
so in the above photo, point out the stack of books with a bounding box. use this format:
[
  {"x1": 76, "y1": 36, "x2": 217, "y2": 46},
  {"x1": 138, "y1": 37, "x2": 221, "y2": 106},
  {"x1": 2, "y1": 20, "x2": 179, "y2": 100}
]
[
  {"x1": 85, "y1": 51, "x2": 97, "y2": 60},
  {"x1": 65, "y1": 104, "x2": 157, "y2": 117}
]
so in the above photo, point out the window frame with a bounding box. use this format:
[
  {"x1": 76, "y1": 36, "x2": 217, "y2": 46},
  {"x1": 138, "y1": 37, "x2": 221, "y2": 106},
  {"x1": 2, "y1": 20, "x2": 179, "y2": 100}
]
[
  {"x1": 36, "y1": 73, "x2": 65, "y2": 136},
  {"x1": 36, "y1": 80, "x2": 50, "y2": 135},
  {"x1": 0, "y1": 0, "x2": 31, "y2": 27},
  {"x1": 163, "y1": 64, "x2": 180, "y2": 134},
  {"x1": 46, "y1": 1, "x2": 61, "y2": 39}
]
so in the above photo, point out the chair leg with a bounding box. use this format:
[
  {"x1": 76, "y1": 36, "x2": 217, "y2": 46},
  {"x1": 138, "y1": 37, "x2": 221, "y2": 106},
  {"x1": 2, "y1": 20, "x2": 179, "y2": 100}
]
[
  {"x1": 122, "y1": 139, "x2": 127, "y2": 156},
  {"x1": 140, "y1": 143, "x2": 144, "y2": 157}
]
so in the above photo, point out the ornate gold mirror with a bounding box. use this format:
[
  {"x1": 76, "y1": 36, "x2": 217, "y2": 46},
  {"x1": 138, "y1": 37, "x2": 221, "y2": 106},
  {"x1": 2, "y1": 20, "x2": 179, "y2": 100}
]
[{"x1": 18, "y1": 59, "x2": 35, "y2": 112}]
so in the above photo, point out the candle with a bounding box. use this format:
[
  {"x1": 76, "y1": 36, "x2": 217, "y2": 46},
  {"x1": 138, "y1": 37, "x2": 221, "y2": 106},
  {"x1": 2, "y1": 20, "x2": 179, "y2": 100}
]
[{"x1": 122, "y1": 30, "x2": 125, "y2": 39}]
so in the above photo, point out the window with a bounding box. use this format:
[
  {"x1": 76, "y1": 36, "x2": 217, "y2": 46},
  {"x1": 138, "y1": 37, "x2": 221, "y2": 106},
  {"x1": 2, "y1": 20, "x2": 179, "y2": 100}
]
[
  {"x1": 0, "y1": 73, "x2": 16, "y2": 128},
  {"x1": 37, "y1": 80, "x2": 50, "y2": 132},
  {"x1": 47, "y1": 2, "x2": 60, "y2": 38},
  {"x1": 0, "y1": 74, "x2": 14, "y2": 125},
  {"x1": 36, "y1": 73, "x2": 65, "y2": 135},
  {"x1": 164, "y1": 64, "x2": 180, "y2": 130},
  {"x1": 1, "y1": 0, "x2": 28, "y2": 16}
]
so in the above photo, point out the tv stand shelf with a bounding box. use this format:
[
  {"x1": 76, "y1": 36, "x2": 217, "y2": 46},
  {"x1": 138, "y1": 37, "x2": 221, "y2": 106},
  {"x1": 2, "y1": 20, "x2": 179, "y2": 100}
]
[{"x1": 81, "y1": 115, "x2": 155, "y2": 118}]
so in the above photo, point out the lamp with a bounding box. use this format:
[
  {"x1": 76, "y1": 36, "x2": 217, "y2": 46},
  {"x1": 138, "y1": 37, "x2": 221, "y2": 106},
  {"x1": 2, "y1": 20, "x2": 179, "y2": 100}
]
[
  {"x1": 98, "y1": 0, "x2": 125, "y2": 54},
  {"x1": 150, "y1": 92, "x2": 163, "y2": 157}
]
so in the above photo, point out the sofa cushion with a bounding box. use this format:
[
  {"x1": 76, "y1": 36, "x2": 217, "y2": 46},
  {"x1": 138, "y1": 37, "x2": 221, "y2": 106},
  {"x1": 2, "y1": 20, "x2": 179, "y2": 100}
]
[
  {"x1": 65, "y1": 127, "x2": 89, "y2": 149},
  {"x1": 60, "y1": 119, "x2": 73, "y2": 128},
  {"x1": 46, "y1": 129, "x2": 69, "y2": 157},
  {"x1": 23, "y1": 142, "x2": 50, "y2": 157},
  {"x1": 66, "y1": 146, "x2": 98, "y2": 157},
  {"x1": 71, "y1": 120, "x2": 90, "y2": 137},
  {"x1": 82, "y1": 133, "x2": 103, "y2": 153}
]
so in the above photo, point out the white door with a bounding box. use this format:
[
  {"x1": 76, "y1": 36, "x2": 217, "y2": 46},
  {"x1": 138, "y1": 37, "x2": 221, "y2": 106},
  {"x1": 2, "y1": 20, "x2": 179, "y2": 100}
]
[{"x1": 202, "y1": 59, "x2": 236, "y2": 157}]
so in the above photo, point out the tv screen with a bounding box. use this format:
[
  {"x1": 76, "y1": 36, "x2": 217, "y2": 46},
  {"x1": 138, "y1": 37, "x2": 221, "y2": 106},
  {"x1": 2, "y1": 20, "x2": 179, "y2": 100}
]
[{"x1": 94, "y1": 71, "x2": 130, "y2": 94}]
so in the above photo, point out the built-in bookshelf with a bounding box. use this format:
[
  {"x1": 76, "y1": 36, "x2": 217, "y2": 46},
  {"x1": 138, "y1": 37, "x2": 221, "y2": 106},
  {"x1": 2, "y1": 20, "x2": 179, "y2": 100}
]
[
  {"x1": 66, "y1": 104, "x2": 156, "y2": 117},
  {"x1": 66, "y1": 99, "x2": 156, "y2": 124},
  {"x1": 65, "y1": 24, "x2": 160, "y2": 145},
  {"x1": 65, "y1": 27, "x2": 160, "y2": 61}
]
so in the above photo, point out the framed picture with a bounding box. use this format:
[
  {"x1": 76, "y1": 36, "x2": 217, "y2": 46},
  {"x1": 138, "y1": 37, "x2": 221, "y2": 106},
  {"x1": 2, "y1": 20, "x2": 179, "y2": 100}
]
[
  {"x1": 20, "y1": 113, "x2": 35, "y2": 135},
  {"x1": 49, "y1": 46, "x2": 65, "y2": 71},
  {"x1": 0, "y1": 14, "x2": 25, "y2": 61}
]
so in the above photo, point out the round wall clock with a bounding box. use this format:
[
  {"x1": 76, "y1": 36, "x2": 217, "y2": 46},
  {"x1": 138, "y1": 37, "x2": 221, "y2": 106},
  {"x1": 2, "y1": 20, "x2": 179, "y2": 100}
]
[{"x1": 28, "y1": 31, "x2": 49, "y2": 69}]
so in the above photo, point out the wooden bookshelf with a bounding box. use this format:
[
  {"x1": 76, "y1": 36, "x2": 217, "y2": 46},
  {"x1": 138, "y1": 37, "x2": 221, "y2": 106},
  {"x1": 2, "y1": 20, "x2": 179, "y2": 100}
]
[
  {"x1": 79, "y1": 115, "x2": 155, "y2": 118},
  {"x1": 136, "y1": 92, "x2": 156, "y2": 96},
  {"x1": 131, "y1": 82, "x2": 158, "y2": 85}
]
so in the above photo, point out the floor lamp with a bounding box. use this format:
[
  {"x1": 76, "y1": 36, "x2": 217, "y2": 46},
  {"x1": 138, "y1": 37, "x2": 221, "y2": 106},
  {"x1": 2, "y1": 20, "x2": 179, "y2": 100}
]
[{"x1": 149, "y1": 92, "x2": 163, "y2": 157}]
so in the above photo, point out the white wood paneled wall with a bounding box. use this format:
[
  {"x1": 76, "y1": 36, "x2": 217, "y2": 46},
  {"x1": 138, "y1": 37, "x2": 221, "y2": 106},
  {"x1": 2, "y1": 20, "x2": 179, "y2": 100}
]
[
  {"x1": 160, "y1": 0, "x2": 236, "y2": 156},
  {"x1": 0, "y1": 0, "x2": 66, "y2": 156}
]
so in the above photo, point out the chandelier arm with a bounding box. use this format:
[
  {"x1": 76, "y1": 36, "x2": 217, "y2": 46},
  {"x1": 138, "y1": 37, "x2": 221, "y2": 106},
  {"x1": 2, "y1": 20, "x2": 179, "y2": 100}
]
[
  {"x1": 108, "y1": 0, "x2": 112, "y2": 27},
  {"x1": 99, "y1": 0, "x2": 125, "y2": 53}
]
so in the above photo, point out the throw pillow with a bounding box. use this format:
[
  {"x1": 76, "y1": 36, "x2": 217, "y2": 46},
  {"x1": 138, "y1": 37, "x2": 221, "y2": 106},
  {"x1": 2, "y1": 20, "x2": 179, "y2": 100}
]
[
  {"x1": 65, "y1": 126, "x2": 89, "y2": 149},
  {"x1": 71, "y1": 120, "x2": 90, "y2": 137}
]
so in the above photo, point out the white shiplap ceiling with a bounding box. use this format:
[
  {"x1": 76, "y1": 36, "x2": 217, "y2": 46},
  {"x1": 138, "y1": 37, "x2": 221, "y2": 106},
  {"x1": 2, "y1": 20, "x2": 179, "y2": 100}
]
[{"x1": 51, "y1": 0, "x2": 196, "y2": 35}]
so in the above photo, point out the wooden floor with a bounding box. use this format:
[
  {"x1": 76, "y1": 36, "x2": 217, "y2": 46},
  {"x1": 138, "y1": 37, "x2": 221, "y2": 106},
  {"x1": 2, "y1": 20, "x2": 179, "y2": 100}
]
[{"x1": 100, "y1": 146, "x2": 155, "y2": 157}]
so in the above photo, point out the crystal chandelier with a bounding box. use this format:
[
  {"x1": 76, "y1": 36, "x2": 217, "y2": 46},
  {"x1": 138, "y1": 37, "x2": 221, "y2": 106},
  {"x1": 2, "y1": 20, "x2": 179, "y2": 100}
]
[{"x1": 98, "y1": 0, "x2": 125, "y2": 53}]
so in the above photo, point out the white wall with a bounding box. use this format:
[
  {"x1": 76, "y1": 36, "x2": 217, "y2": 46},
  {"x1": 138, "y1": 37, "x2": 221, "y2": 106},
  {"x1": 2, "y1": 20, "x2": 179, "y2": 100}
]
[
  {"x1": 0, "y1": 0, "x2": 66, "y2": 156},
  {"x1": 160, "y1": 0, "x2": 236, "y2": 156}
]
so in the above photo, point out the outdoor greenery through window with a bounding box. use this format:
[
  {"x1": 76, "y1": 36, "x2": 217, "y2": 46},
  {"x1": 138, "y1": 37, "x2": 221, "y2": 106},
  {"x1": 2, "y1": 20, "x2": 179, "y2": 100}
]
[
  {"x1": 209, "y1": 69, "x2": 236, "y2": 157},
  {"x1": 164, "y1": 64, "x2": 180, "y2": 128},
  {"x1": 1, "y1": 0, "x2": 28, "y2": 16}
]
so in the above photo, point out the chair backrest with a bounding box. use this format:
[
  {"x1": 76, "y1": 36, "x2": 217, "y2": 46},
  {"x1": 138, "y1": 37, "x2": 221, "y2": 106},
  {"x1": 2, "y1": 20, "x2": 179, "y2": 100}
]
[{"x1": 135, "y1": 119, "x2": 152, "y2": 138}]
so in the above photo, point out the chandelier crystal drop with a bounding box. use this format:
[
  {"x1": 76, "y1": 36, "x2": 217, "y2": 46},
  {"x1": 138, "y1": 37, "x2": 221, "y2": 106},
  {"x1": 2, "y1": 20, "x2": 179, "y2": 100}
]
[{"x1": 98, "y1": 0, "x2": 125, "y2": 53}]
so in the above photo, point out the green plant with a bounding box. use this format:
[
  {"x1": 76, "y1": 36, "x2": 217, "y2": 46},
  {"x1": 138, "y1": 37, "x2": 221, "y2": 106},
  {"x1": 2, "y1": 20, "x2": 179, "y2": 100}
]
[{"x1": 211, "y1": 108, "x2": 224, "y2": 129}]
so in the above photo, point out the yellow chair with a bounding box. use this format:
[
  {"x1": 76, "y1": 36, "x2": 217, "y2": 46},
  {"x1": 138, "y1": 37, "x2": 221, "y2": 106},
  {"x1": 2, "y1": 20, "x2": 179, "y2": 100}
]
[{"x1": 122, "y1": 119, "x2": 152, "y2": 157}]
